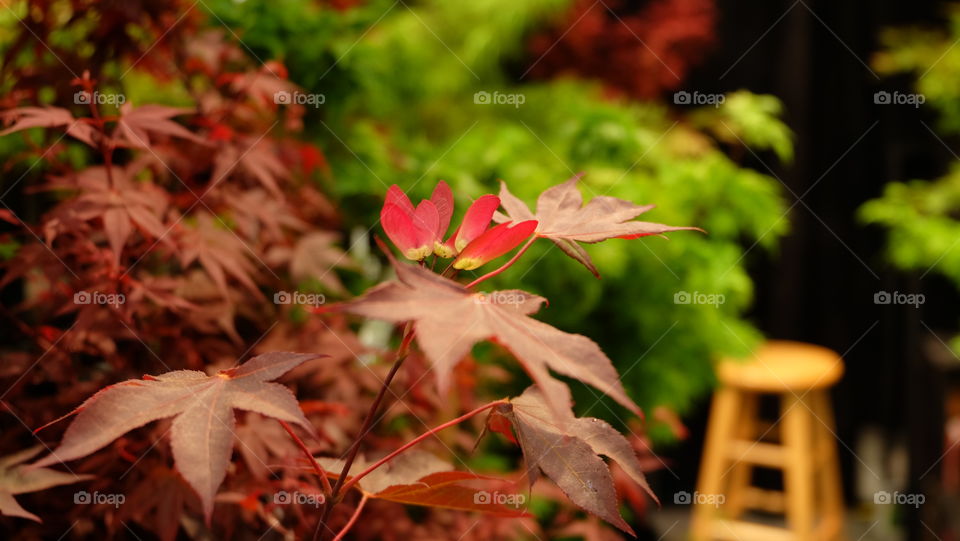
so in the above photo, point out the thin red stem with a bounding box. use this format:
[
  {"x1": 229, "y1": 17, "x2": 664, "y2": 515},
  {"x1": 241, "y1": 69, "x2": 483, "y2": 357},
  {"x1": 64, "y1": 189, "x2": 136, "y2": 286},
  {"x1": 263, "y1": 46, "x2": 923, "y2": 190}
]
[
  {"x1": 465, "y1": 235, "x2": 537, "y2": 289},
  {"x1": 332, "y1": 495, "x2": 368, "y2": 541},
  {"x1": 317, "y1": 322, "x2": 415, "y2": 536},
  {"x1": 280, "y1": 420, "x2": 333, "y2": 497},
  {"x1": 339, "y1": 400, "x2": 505, "y2": 495}
]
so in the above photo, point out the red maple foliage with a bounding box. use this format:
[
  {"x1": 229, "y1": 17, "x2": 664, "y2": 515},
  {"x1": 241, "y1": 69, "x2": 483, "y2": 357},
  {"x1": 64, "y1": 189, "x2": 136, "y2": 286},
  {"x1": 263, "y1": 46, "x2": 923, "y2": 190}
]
[
  {"x1": 0, "y1": 1, "x2": 694, "y2": 539},
  {"x1": 526, "y1": 0, "x2": 717, "y2": 99}
]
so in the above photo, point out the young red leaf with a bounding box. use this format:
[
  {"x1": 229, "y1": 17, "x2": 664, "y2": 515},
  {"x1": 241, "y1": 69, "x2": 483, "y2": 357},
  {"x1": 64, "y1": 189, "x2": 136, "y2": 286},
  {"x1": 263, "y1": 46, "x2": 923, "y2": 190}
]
[
  {"x1": 317, "y1": 451, "x2": 528, "y2": 516},
  {"x1": 453, "y1": 220, "x2": 537, "y2": 270},
  {"x1": 0, "y1": 446, "x2": 92, "y2": 522},
  {"x1": 32, "y1": 352, "x2": 324, "y2": 521},
  {"x1": 451, "y1": 194, "x2": 500, "y2": 252},
  {"x1": 488, "y1": 385, "x2": 657, "y2": 535},
  {"x1": 495, "y1": 177, "x2": 702, "y2": 277},
  {"x1": 430, "y1": 180, "x2": 455, "y2": 240},
  {"x1": 324, "y1": 259, "x2": 639, "y2": 419},
  {"x1": 380, "y1": 186, "x2": 447, "y2": 261}
]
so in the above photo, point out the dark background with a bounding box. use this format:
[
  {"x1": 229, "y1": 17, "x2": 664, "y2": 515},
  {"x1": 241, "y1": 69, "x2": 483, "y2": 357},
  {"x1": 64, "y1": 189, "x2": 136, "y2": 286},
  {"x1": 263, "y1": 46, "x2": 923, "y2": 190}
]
[{"x1": 659, "y1": 1, "x2": 959, "y2": 539}]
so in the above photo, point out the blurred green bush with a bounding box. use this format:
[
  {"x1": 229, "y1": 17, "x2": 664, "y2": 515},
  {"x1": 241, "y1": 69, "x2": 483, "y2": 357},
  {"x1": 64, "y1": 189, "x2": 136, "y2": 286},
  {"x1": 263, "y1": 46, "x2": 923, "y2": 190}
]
[
  {"x1": 202, "y1": 0, "x2": 791, "y2": 431},
  {"x1": 862, "y1": 5, "x2": 960, "y2": 353}
]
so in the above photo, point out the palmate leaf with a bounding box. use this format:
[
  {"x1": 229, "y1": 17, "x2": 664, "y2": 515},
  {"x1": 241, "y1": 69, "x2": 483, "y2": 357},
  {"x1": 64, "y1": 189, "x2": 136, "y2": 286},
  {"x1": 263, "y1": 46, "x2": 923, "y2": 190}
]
[
  {"x1": 0, "y1": 106, "x2": 98, "y2": 147},
  {"x1": 317, "y1": 451, "x2": 528, "y2": 516},
  {"x1": 487, "y1": 385, "x2": 656, "y2": 536},
  {"x1": 32, "y1": 352, "x2": 322, "y2": 520},
  {"x1": 495, "y1": 177, "x2": 701, "y2": 277},
  {"x1": 0, "y1": 446, "x2": 92, "y2": 522},
  {"x1": 324, "y1": 259, "x2": 640, "y2": 419}
]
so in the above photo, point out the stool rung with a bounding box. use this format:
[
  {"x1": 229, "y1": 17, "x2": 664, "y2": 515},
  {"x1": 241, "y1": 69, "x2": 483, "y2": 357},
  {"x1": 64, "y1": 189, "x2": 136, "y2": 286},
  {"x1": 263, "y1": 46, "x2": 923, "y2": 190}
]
[
  {"x1": 726, "y1": 440, "x2": 786, "y2": 467},
  {"x1": 711, "y1": 519, "x2": 794, "y2": 541},
  {"x1": 743, "y1": 487, "x2": 785, "y2": 513}
]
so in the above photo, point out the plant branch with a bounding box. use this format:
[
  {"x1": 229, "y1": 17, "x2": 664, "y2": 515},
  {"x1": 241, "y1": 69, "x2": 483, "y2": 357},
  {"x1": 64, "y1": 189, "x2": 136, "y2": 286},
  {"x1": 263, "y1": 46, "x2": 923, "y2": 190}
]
[
  {"x1": 465, "y1": 235, "x2": 537, "y2": 289},
  {"x1": 332, "y1": 495, "x2": 368, "y2": 541},
  {"x1": 279, "y1": 420, "x2": 333, "y2": 496},
  {"x1": 339, "y1": 399, "x2": 505, "y2": 495},
  {"x1": 317, "y1": 322, "x2": 415, "y2": 534}
]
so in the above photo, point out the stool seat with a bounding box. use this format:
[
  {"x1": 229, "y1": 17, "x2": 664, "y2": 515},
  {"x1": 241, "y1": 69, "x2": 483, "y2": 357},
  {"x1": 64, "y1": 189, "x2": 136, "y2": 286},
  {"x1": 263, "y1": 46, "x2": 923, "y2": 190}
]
[{"x1": 717, "y1": 340, "x2": 843, "y2": 392}]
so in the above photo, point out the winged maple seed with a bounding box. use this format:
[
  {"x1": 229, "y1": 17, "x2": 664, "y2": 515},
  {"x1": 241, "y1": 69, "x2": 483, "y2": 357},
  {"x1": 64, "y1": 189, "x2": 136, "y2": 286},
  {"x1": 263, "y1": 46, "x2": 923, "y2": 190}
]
[
  {"x1": 322, "y1": 256, "x2": 640, "y2": 419},
  {"x1": 0, "y1": 446, "x2": 92, "y2": 522},
  {"x1": 486, "y1": 385, "x2": 656, "y2": 536},
  {"x1": 316, "y1": 450, "x2": 528, "y2": 516},
  {"x1": 381, "y1": 182, "x2": 537, "y2": 265},
  {"x1": 495, "y1": 176, "x2": 703, "y2": 277},
  {"x1": 31, "y1": 352, "x2": 324, "y2": 521}
]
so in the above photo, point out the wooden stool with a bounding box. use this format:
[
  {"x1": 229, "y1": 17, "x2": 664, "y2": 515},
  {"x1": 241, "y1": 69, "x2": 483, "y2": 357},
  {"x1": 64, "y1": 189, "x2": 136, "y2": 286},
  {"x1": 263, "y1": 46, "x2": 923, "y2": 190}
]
[{"x1": 690, "y1": 341, "x2": 845, "y2": 541}]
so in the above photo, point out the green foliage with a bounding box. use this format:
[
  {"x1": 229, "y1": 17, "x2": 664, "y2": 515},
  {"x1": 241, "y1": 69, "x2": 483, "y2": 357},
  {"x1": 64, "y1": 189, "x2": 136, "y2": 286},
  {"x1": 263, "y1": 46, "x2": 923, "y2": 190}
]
[
  {"x1": 204, "y1": 0, "x2": 791, "y2": 421},
  {"x1": 874, "y1": 5, "x2": 960, "y2": 133},
  {"x1": 864, "y1": 5, "x2": 960, "y2": 353}
]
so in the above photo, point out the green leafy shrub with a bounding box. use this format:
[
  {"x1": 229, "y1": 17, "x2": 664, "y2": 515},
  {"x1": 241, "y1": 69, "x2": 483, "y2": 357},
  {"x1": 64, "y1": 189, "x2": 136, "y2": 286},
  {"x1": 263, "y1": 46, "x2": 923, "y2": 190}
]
[{"x1": 204, "y1": 0, "x2": 791, "y2": 424}]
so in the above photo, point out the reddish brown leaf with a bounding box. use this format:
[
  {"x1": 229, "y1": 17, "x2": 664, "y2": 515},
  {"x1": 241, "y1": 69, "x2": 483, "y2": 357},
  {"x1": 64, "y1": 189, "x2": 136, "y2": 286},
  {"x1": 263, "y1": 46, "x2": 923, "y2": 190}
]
[
  {"x1": 317, "y1": 451, "x2": 528, "y2": 516},
  {"x1": 495, "y1": 177, "x2": 701, "y2": 276},
  {"x1": 0, "y1": 446, "x2": 92, "y2": 522},
  {"x1": 326, "y1": 259, "x2": 639, "y2": 418},
  {"x1": 113, "y1": 103, "x2": 208, "y2": 149},
  {"x1": 488, "y1": 385, "x2": 657, "y2": 535},
  {"x1": 32, "y1": 352, "x2": 323, "y2": 520},
  {"x1": 0, "y1": 106, "x2": 98, "y2": 147}
]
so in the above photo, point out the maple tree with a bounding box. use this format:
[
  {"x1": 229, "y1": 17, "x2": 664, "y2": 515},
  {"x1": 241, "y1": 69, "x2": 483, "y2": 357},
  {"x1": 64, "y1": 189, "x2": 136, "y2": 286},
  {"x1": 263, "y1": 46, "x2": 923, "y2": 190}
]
[{"x1": 0, "y1": 1, "x2": 705, "y2": 539}]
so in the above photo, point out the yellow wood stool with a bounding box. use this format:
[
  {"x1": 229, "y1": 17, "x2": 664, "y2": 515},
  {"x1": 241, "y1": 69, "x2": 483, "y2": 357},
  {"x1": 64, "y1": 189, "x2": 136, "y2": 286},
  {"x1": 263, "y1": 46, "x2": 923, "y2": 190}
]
[{"x1": 690, "y1": 340, "x2": 845, "y2": 541}]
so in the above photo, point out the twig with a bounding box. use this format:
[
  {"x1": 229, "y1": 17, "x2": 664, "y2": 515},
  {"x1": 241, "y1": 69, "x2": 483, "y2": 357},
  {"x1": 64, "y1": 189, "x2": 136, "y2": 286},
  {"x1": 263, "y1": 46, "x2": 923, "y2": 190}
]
[
  {"x1": 332, "y1": 495, "x2": 368, "y2": 541},
  {"x1": 279, "y1": 420, "x2": 333, "y2": 496}
]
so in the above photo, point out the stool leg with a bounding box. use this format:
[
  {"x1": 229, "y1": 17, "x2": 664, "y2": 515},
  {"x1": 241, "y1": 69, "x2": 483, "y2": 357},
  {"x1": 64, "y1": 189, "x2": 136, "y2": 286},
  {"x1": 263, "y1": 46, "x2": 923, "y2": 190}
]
[
  {"x1": 782, "y1": 394, "x2": 815, "y2": 541},
  {"x1": 691, "y1": 386, "x2": 741, "y2": 541},
  {"x1": 724, "y1": 393, "x2": 758, "y2": 519},
  {"x1": 812, "y1": 391, "x2": 845, "y2": 541}
]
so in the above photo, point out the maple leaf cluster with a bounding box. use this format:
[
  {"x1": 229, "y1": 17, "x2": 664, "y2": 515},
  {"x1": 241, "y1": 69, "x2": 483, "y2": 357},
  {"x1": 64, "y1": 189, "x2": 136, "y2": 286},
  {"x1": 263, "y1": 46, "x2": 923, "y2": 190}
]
[{"x1": 0, "y1": 1, "x2": 698, "y2": 539}]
